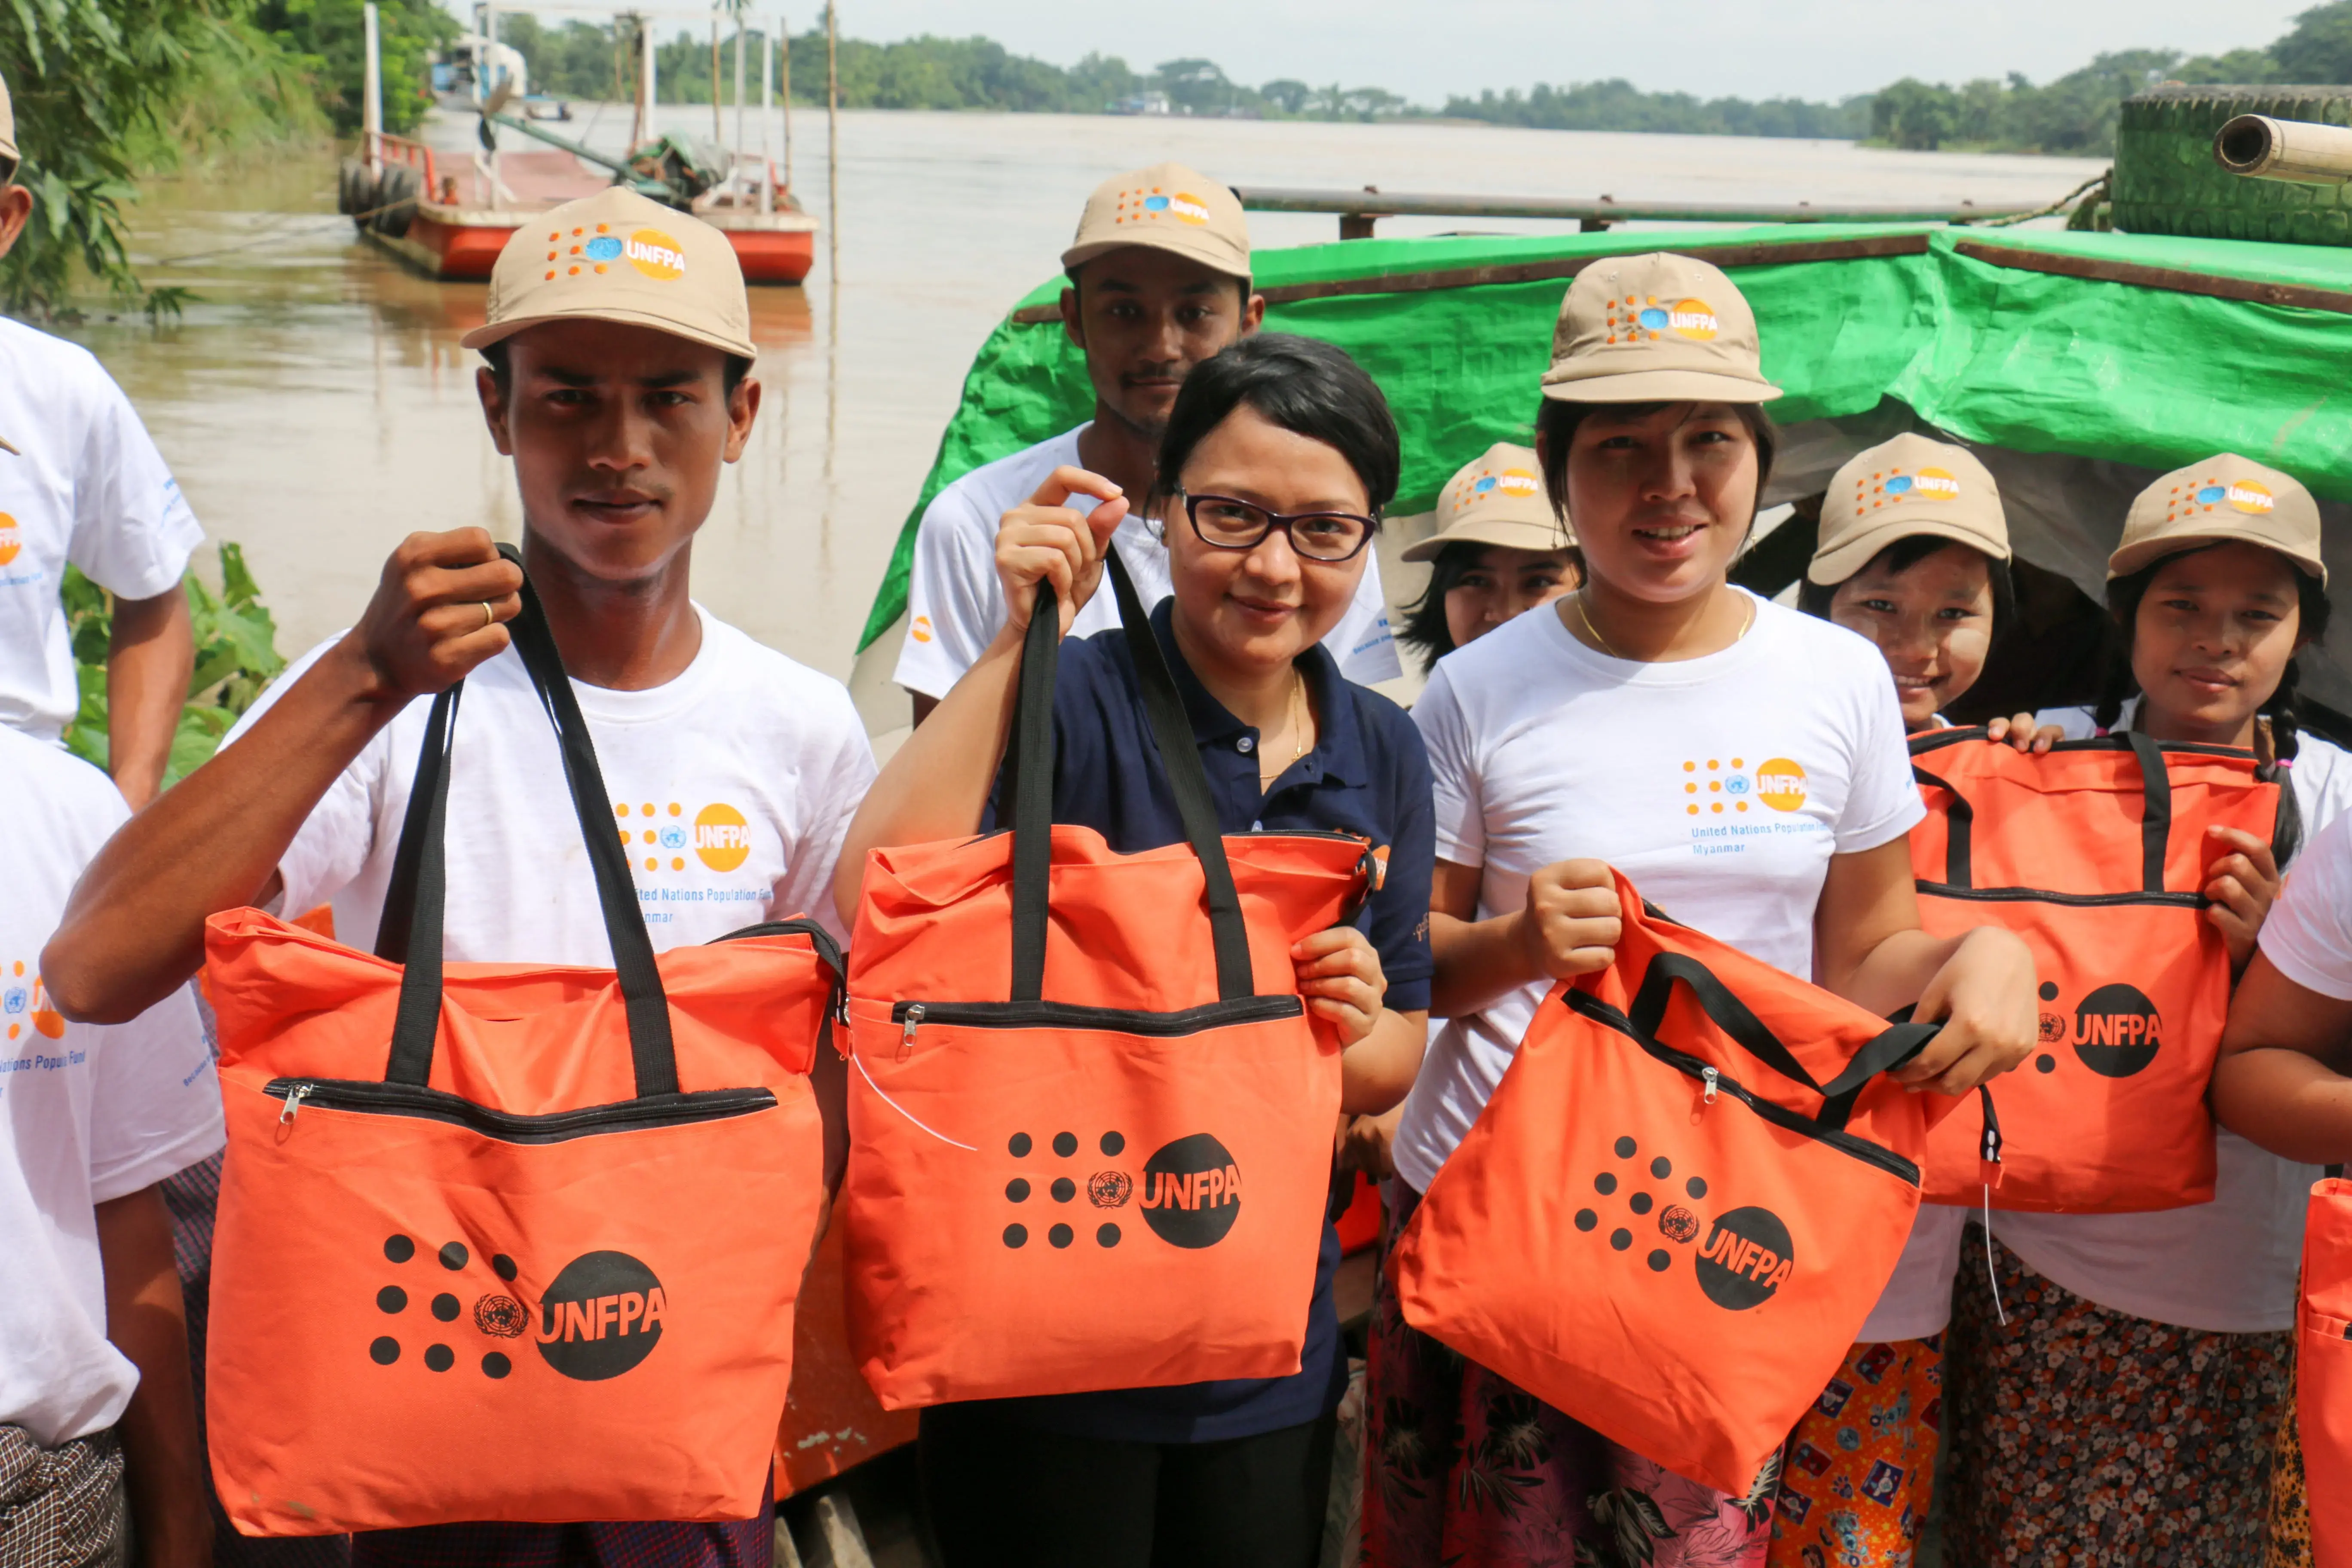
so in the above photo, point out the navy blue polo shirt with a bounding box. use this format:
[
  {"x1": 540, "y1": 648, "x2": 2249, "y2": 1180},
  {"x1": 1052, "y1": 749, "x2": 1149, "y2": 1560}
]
[{"x1": 972, "y1": 598, "x2": 1435, "y2": 1444}]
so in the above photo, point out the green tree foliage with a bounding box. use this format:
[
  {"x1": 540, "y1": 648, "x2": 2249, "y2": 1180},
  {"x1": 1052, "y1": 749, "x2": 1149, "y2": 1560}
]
[
  {"x1": 0, "y1": 0, "x2": 316, "y2": 314},
  {"x1": 254, "y1": 0, "x2": 452, "y2": 134},
  {"x1": 2272, "y1": 0, "x2": 2352, "y2": 80},
  {"x1": 1443, "y1": 81, "x2": 1869, "y2": 139},
  {"x1": 62, "y1": 543, "x2": 286, "y2": 786}
]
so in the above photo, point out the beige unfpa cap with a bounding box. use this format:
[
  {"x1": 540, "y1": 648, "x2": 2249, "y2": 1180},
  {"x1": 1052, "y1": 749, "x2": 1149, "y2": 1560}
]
[
  {"x1": 0, "y1": 72, "x2": 16, "y2": 162},
  {"x1": 460, "y1": 187, "x2": 755, "y2": 360},
  {"x1": 1403, "y1": 443, "x2": 1573, "y2": 562},
  {"x1": 1060, "y1": 162, "x2": 1250, "y2": 281},
  {"x1": 2112, "y1": 454, "x2": 2325, "y2": 585},
  {"x1": 1810, "y1": 434, "x2": 2009, "y2": 586},
  {"x1": 1541, "y1": 253, "x2": 1780, "y2": 405}
]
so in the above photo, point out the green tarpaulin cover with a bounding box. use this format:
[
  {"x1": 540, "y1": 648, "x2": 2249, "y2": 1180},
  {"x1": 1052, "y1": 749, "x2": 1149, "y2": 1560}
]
[{"x1": 859, "y1": 222, "x2": 2352, "y2": 650}]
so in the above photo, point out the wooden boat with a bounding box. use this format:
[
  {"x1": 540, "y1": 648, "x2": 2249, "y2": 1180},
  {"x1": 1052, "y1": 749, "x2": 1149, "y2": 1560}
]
[{"x1": 356, "y1": 132, "x2": 817, "y2": 284}]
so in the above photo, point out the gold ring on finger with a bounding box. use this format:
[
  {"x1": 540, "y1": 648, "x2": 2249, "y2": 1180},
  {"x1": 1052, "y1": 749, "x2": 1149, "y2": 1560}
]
[{"x1": 481, "y1": 601, "x2": 496, "y2": 628}]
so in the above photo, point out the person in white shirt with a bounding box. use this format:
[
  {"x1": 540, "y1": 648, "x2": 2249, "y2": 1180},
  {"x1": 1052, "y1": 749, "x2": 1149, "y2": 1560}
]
[
  {"x1": 1934, "y1": 454, "x2": 2345, "y2": 1565},
  {"x1": 0, "y1": 71, "x2": 199, "y2": 809},
  {"x1": 894, "y1": 161, "x2": 1398, "y2": 722},
  {"x1": 1367, "y1": 253, "x2": 2037, "y2": 1568},
  {"x1": 0, "y1": 723, "x2": 222, "y2": 1568},
  {"x1": 44, "y1": 189, "x2": 872, "y2": 1568}
]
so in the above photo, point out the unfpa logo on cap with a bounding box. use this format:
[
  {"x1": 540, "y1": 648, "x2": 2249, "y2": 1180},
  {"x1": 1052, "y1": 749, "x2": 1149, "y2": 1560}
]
[
  {"x1": 1142, "y1": 192, "x2": 1212, "y2": 226},
  {"x1": 625, "y1": 229, "x2": 687, "y2": 281},
  {"x1": 1635, "y1": 297, "x2": 1719, "y2": 341},
  {"x1": 2192, "y1": 479, "x2": 2275, "y2": 515},
  {"x1": 1885, "y1": 468, "x2": 1961, "y2": 502}
]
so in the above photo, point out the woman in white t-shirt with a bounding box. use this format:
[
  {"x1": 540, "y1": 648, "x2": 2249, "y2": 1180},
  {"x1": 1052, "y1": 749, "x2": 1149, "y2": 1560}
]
[
  {"x1": 1363, "y1": 255, "x2": 2038, "y2": 1568},
  {"x1": 1937, "y1": 455, "x2": 2346, "y2": 1567}
]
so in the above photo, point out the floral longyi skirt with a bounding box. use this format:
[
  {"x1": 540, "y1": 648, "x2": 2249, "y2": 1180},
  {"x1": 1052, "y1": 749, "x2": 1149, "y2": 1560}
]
[{"x1": 1363, "y1": 1183, "x2": 1776, "y2": 1568}]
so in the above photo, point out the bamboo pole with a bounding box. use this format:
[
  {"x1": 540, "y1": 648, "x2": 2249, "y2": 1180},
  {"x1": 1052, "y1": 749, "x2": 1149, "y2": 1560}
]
[
  {"x1": 781, "y1": 18, "x2": 793, "y2": 189},
  {"x1": 826, "y1": 3, "x2": 838, "y2": 279},
  {"x1": 760, "y1": 24, "x2": 773, "y2": 212},
  {"x1": 361, "y1": 0, "x2": 381, "y2": 173},
  {"x1": 733, "y1": 9, "x2": 747, "y2": 168},
  {"x1": 710, "y1": 15, "x2": 722, "y2": 144}
]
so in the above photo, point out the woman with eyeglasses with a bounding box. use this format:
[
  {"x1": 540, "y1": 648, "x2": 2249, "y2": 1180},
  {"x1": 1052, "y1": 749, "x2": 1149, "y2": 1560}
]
[{"x1": 835, "y1": 333, "x2": 1434, "y2": 1568}]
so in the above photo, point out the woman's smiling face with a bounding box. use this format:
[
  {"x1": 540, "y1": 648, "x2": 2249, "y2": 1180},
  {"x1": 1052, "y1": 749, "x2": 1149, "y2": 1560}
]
[
  {"x1": 1828, "y1": 542, "x2": 1998, "y2": 730},
  {"x1": 2129, "y1": 541, "x2": 2306, "y2": 745},
  {"x1": 1561, "y1": 402, "x2": 1759, "y2": 604}
]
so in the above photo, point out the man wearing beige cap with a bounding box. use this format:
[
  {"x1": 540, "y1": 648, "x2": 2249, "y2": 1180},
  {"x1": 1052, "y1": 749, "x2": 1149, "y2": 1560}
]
[
  {"x1": 894, "y1": 160, "x2": 1398, "y2": 721},
  {"x1": 46, "y1": 187, "x2": 873, "y2": 1568},
  {"x1": 0, "y1": 70, "x2": 200, "y2": 811},
  {"x1": 1394, "y1": 441, "x2": 1578, "y2": 672}
]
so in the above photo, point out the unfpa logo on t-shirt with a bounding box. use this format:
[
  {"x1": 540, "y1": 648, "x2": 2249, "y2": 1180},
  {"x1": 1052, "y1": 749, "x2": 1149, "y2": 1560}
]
[
  {"x1": 613, "y1": 800, "x2": 752, "y2": 874},
  {"x1": 2, "y1": 961, "x2": 64, "y2": 1042},
  {"x1": 0, "y1": 513, "x2": 18, "y2": 567}
]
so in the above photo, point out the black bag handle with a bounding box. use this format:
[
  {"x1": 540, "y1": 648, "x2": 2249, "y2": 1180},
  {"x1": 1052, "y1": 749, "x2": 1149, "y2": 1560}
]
[
  {"x1": 1914, "y1": 732, "x2": 2174, "y2": 895},
  {"x1": 1007, "y1": 546, "x2": 1255, "y2": 1002},
  {"x1": 374, "y1": 544, "x2": 680, "y2": 1097},
  {"x1": 1626, "y1": 950, "x2": 1937, "y2": 1133}
]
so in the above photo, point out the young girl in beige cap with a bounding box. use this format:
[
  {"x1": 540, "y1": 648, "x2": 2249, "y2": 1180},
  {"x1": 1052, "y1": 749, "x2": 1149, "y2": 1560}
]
[
  {"x1": 1365, "y1": 256, "x2": 2038, "y2": 1568},
  {"x1": 1943, "y1": 456, "x2": 2349, "y2": 1566},
  {"x1": 1394, "y1": 442, "x2": 1581, "y2": 673},
  {"x1": 1771, "y1": 433, "x2": 2051, "y2": 1568}
]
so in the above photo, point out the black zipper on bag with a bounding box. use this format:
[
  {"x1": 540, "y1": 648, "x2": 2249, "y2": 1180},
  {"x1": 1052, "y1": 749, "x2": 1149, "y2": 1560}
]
[
  {"x1": 1909, "y1": 728, "x2": 2258, "y2": 763},
  {"x1": 712, "y1": 917, "x2": 845, "y2": 975},
  {"x1": 262, "y1": 1078, "x2": 777, "y2": 1143},
  {"x1": 1560, "y1": 992, "x2": 1922, "y2": 1184},
  {"x1": 1914, "y1": 882, "x2": 2207, "y2": 910},
  {"x1": 889, "y1": 995, "x2": 1305, "y2": 1036}
]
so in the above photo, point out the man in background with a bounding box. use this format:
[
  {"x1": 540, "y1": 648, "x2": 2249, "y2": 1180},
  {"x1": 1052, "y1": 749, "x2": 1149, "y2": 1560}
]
[
  {"x1": 0, "y1": 72, "x2": 201, "y2": 809},
  {"x1": 894, "y1": 160, "x2": 1400, "y2": 724}
]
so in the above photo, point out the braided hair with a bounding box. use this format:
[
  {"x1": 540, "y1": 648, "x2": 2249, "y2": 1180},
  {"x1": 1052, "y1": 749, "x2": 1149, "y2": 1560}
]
[{"x1": 2098, "y1": 543, "x2": 2331, "y2": 764}]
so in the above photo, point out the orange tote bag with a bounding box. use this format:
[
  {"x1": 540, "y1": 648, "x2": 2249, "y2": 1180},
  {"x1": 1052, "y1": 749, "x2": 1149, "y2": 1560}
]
[
  {"x1": 841, "y1": 553, "x2": 1375, "y2": 1409},
  {"x1": 1391, "y1": 877, "x2": 1947, "y2": 1497},
  {"x1": 203, "y1": 552, "x2": 837, "y2": 1535},
  {"x1": 1909, "y1": 729, "x2": 2290, "y2": 1212},
  {"x1": 2297, "y1": 1177, "x2": 2352, "y2": 1565}
]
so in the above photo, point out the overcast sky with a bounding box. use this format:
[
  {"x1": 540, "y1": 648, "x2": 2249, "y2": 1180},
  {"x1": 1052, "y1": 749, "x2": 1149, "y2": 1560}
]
[{"x1": 689, "y1": 0, "x2": 2321, "y2": 103}]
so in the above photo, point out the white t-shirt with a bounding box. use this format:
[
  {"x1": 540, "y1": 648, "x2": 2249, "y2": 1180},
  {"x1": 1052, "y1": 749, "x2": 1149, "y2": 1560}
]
[
  {"x1": 230, "y1": 608, "x2": 876, "y2": 958},
  {"x1": 0, "y1": 726, "x2": 221, "y2": 1447},
  {"x1": 0, "y1": 317, "x2": 203, "y2": 743},
  {"x1": 891, "y1": 426, "x2": 1402, "y2": 698},
  {"x1": 1390, "y1": 594, "x2": 1926, "y2": 1196},
  {"x1": 1974, "y1": 701, "x2": 2352, "y2": 1332}
]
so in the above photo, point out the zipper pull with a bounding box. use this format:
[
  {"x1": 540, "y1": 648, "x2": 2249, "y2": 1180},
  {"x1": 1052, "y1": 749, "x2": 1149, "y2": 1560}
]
[
  {"x1": 279, "y1": 1082, "x2": 315, "y2": 1126},
  {"x1": 1701, "y1": 1066, "x2": 1718, "y2": 1106},
  {"x1": 898, "y1": 1004, "x2": 925, "y2": 1061}
]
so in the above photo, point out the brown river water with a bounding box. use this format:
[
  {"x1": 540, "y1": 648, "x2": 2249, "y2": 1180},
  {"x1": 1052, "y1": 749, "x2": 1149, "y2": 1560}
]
[{"x1": 71, "y1": 109, "x2": 2102, "y2": 734}]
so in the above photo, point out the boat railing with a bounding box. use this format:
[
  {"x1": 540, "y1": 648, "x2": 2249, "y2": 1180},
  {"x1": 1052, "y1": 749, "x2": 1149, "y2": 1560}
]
[
  {"x1": 367, "y1": 132, "x2": 444, "y2": 205},
  {"x1": 1230, "y1": 185, "x2": 2052, "y2": 239},
  {"x1": 698, "y1": 150, "x2": 790, "y2": 214}
]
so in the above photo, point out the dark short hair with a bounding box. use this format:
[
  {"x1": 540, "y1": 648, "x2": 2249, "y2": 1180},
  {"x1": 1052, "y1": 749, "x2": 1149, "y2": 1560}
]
[
  {"x1": 479, "y1": 339, "x2": 753, "y2": 398},
  {"x1": 2095, "y1": 542, "x2": 2332, "y2": 771},
  {"x1": 1400, "y1": 538, "x2": 1585, "y2": 672},
  {"x1": 1796, "y1": 535, "x2": 2017, "y2": 641},
  {"x1": 1533, "y1": 399, "x2": 1779, "y2": 528},
  {"x1": 1154, "y1": 334, "x2": 1400, "y2": 516},
  {"x1": 0, "y1": 156, "x2": 19, "y2": 187},
  {"x1": 1065, "y1": 256, "x2": 1255, "y2": 308}
]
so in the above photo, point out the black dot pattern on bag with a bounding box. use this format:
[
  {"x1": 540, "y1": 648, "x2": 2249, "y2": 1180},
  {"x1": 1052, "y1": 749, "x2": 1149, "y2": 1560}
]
[
  {"x1": 1054, "y1": 1132, "x2": 1078, "y2": 1157},
  {"x1": 1049, "y1": 1224, "x2": 1073, "y2": 1248},
  {"x1": 432, "y1": 1293, "x2": 459, "y2": 1322},
  {"x1": 1629, "y1": 1192, "x2": 1654, "y2": 1215},
  {"x1": 438, "y1": 1242, "x2": 469, "y2": 1271},
  {"x1": 1609, "y1": 1228, "x2": 1632, "y2": 1251},
  {"x1": 1010, "y1": 1132, "x2": 1032, "y2": 1157},
  {"x1": 370, "y1": 1337, "x2": 400, "y2": 1365},
  {"x1": 1007, "y1": 1178, "x2": 1031, "y2": 1202},
  {"x1": 425, "y1": 1344, "x2": 454, "y2": 1372},
  {"x1": 1097, "y1": 1224, "x2": 1120, "y2": 1247},
  {"x1": 1650, "y1": 1156, "x2": 1672, "y2": 1179},
  {"x1": 2040, "y1": 981, "x2": 2060, "y2": 1001},
  {"x1": 483, "y1": 1353, "x2": 512, "y2": 1379},
  {"x1": 1614, "y1": 1136, "x2": 1637, "y2": 1158},
  {"x1": 492, "y1": 1254, "x2": 518, "y2": 1282},
  {"x1": 1648, "y1": 1250, "x2": 1671, "y2": 1272},
  {"x1": 1574, "y1": 1209, "x2": 1597, "y2": 1231},
  {"x1": 1004, "y1": 1224, "x2": 1028, "y2": 1248},
  {"x1": 1101, "y1": 1132, "x2": 1125, "y2": 1156},
  {"x1": 1051, "y1": 1178, "x2": 1076, "y2": 1203},
  {"x1": 1687, "y1": 1177, "x2": 1708, "y2": 1199},
  {"x1": 384, "y1": 1235, "x2": 415, "y2": 1264},
  {"x1": 377, "y1": 1286, "x2": 407, "y2": 1314},
  {"x1": 1595, "y1": 1172, "x2": 1618, "y2": 1195},
  {"x1": 2036, "y1": 1054, "x2": 2057, "y2": 1073}
]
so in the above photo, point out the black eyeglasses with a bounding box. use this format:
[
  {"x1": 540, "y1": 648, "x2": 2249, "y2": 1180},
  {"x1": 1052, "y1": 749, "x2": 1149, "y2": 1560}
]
[{"x1": 1179, "y1": 492, "x2": 1378, "y2": 563}]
